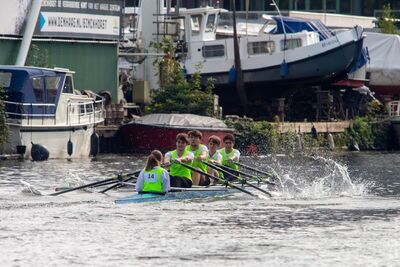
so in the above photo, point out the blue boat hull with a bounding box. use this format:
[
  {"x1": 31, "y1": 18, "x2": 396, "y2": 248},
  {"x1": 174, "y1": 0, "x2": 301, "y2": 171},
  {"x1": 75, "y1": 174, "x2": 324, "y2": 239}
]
[{"x1": 115, "y1": 187, "x2": 233, "y2": 204}]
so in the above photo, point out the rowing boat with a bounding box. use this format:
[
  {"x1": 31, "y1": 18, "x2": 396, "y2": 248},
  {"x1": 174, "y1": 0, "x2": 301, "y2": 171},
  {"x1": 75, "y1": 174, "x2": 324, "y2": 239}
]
[{"x1": 115, "y1": 186, "x2": 236, "y2": 204}]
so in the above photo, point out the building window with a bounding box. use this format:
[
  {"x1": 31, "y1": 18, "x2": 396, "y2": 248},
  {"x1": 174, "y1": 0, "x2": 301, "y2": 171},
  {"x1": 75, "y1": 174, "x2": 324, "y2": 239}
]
[
  {"x1": 202, "y1": 45, "x2": 225, "y2": 57},
  {"x1": 31, "y1": 77, "x2": 44, "y2": 103},
  {"x1": 363, "y1": 0, "x2": 375, "y2": 16},
  {"x1": 340, "y1": 0, "x2": 350, "y2": 14},
  {"x1": 310, "y1": 0, "x2": 322, "y2": 11},
  {"x1": 281, "y1": 39, "x2": 302, "y2": 50},
  {"x1": 326, "y1": 0, "x2": 337, "y2": 12},
  {"x1": 294, "y1": 0, "x2": 306, "y2": 10},
  {"x1": 248, "y1": 41, "x2": 275, "y2": 55},
  {"x1": 191, "y1": 15, "x2": 202, "y2": 36}
]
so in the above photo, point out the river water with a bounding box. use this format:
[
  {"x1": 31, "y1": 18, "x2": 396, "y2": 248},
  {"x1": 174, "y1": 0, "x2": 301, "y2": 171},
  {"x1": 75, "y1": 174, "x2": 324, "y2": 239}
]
[{"x1": 0, "y1": 152, "x2": 399, "y2": 266}]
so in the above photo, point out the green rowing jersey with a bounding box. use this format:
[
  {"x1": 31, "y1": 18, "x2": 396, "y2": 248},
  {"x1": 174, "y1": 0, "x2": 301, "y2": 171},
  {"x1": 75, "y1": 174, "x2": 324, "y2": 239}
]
[
  {"x1": 186, "y1": 145, "x2": 208, "y2": 173},
  {"x1": 220, "y1": 148, "x2": 239, "y2": 171},
  {"x1": 170, "y1": 150, "x2": 192, "y2": 180},
  {"x1": 142, "y1": 167, "x2": 164, "y2": 193}
]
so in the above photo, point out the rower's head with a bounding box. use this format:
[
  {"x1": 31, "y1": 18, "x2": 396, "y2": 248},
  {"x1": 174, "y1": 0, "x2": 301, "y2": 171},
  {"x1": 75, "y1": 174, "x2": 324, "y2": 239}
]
[
  {"x1": 151, "y1": 150, "x2": 163, "y2": 162},
  {"x1": 223, "y1": 134, "x2": 235, "y2": 151},
  {"x1": 208, "y1": 135, "x2": 221, "y2": 151},
  {"x1": 176, "y1": 133, "x2": 189, "y2": 151},
  {"x1": 145, "y1": 153, "x2": 161, "y2": 171},
  {"x1": 188, "y1": 130, "x2": 202, "y2": 146}
]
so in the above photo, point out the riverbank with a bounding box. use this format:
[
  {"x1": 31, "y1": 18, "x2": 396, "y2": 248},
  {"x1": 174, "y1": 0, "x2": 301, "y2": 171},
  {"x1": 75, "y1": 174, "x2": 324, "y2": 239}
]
[{"x1": 226, "y1": 117, "x2": 397, "y2": 154}]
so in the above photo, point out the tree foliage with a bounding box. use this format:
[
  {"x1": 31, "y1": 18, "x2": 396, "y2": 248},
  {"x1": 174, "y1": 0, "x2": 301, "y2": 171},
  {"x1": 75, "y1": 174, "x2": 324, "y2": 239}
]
[
  {"x1": 380, "y1": 4, "x2": 398, "y2": 35},
  {"x1": 26, "y1": 44, "x2": 49, "y2": 67},
  {"x1": 0, "y1": 87, "x2": 9, "y2": 149},
  {"x1": 145, "y1": 37, "x2": 215, "y2": 116}
]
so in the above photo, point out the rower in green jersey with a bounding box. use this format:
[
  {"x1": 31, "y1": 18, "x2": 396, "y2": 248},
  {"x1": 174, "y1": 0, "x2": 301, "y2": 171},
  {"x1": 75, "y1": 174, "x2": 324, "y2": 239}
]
[
  {"x1": 219, "y1": 133, "x2": 241, "y2": 181},
  {"x1": 164, "y1": 133, "x2": 194, "y2": 188},
  {"x1": 186, "y1": 130, "x2": 210, "y2": 186},
  {"x1": 206, "y1": 135, "x2": 224, "y2": 184},
  {"x1": 136, "y1": 150, "x2": 170, "y2": 194}
]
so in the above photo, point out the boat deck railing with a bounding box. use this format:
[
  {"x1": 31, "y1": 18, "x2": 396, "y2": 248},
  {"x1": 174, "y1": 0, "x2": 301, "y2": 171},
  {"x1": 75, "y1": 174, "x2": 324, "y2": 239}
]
[
  {"x1": 67, "y1": 97, "x2": 105, "y2": 126},
  {"x1": 388, "y1": 101, "x2": 400, "y2": 117},
  {"x1": 4, "y1": 96, "x2": 105, "y2": 126}
]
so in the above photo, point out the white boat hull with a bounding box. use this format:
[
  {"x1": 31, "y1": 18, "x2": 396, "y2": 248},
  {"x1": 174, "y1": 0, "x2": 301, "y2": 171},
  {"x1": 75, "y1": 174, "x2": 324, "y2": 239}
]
[{"x1": 5, "y1": 124, "x2": 96, "y2": 159}]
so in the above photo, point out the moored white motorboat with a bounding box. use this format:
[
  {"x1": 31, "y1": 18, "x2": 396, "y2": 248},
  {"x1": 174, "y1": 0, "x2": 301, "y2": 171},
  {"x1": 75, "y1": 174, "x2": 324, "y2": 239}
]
[{"x1": 1, "y1": 66, "x2": 105, "y2": 159}]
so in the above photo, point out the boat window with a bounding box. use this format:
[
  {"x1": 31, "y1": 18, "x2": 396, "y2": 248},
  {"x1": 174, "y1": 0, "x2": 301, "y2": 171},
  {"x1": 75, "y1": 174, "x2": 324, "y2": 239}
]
[
  {"x1": 191, "y1": 15, "x2": 202, "y2": 36},
  {"x1": 31, "y1": 77, "x2": 44, "y2": 103},
  {"x1": 248, "y1": 41, "x2": 275, "y2": 55},
  {"x1": 46, "y1": 76, "x2": 61, "y2": 103},
  {"x1": 202, "y1": 45, "x2": 225, "y2": 58},
  {"x1": 63, "y1": 75, "x2": 73, "y2": 94},
  {"x1": 281, "y1": 39, "x2": 302, "y2": 51},
  {"x1": 0, "y1": 72, "x2": 12, "y2": 88},
  {"x1": 205, "y1": 14, "x2": 216, "y2": 32}
]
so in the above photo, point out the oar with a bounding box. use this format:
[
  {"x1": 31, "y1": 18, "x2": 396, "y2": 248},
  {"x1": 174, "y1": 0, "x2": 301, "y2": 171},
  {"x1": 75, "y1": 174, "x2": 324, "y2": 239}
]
[
  {"x1": 50, "y1": 172, "x2": 137, "y2": 196},
  {"x1": 202, "y1": 161, "x2": 272, "y2": 197},
  {"x1": 234, "y1": 161, "x2": 279, "y2": 179},
  {"x1": 212, "y1": 162, "x2": 276, "y2": 186},
  {"x1": 174, "y1": 161, "x2": 257, "y2": 197},
  {"x1": 100, "y1": 175, "x2": 137, "y2": 194}
]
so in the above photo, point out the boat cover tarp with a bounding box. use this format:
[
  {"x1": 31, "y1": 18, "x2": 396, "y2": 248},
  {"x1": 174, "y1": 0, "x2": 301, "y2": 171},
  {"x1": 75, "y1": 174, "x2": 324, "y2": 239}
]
[
  {"x1": 364, "y1": 32, "x2": 400, "y2": 87},
  {"x1": 272, "y1": 16, "x2": 334, "y2": 40},
  {"x1": 133, "y1": 113, "x2": 230, "y2": 129}
]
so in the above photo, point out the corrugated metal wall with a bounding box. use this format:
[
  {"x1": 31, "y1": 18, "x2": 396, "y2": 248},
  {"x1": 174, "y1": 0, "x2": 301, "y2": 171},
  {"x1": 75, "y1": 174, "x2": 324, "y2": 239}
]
[{"x1": 0, "y1": 39, "x2": 118, "y2": 101}]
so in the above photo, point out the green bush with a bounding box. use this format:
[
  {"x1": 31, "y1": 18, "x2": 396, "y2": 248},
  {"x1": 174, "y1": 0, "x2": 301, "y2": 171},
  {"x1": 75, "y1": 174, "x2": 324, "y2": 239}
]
[
  {"x1": 345, "y1": 117, "x2": 374, "y2": 150},
  {"x1": 379, "y1": 4, "x2": 398, "y2": 35},
  {"x1": 0, "y1": 87, "x2": 9, "y2": 150},
  {"x1": 225, "y1": 119, "x2": 277, "y2": 154}
]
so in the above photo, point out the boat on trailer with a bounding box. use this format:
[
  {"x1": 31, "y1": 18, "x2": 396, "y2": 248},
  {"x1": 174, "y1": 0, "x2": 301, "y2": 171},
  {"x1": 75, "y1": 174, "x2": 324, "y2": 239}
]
[
  {"x1": 1, "y1": 65, "x2": 105, "y2": 159},
  {"x1": 181, "y1": 8, "x2": 364, "y2": 90},
  {"x1": 115, "y1": 186, "x2": 236, "y2": 204}
]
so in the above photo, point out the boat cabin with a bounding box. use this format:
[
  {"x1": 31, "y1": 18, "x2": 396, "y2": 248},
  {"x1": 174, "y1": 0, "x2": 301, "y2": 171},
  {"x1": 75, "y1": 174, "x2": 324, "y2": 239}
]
[
  {"x1": 0, "y1": 65, "x2": 103, "y2": 126},
  {"x1": 179, "y1": 6, "x2": 225, "y2": 42},
  {"x1": 0, "y1": 66, "x2": 75, "y2": 116}
]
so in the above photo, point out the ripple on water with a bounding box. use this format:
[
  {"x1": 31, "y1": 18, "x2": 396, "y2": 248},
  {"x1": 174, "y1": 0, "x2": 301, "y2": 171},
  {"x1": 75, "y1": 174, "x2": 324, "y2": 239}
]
[{"x1": 0, "y1": 153, "x2": 400, "y2": 266}]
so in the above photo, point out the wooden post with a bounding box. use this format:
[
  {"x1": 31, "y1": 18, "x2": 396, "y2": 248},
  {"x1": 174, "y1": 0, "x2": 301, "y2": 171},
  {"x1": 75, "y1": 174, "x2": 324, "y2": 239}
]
[{"x1": 232, "y1": 0, "x2": 248, "y2": 111}]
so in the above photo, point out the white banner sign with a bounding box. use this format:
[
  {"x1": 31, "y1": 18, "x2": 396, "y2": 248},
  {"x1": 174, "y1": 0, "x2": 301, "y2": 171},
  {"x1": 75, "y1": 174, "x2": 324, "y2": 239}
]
[{"x1": 39, "y1": 12, "x2": 120, "y2": 36}]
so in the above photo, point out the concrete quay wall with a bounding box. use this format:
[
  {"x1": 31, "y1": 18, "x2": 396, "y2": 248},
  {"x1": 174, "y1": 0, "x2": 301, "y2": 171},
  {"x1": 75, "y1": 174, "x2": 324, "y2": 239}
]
[{"x1": 275, "y1": 121, "x2": 351, "y2": 134}]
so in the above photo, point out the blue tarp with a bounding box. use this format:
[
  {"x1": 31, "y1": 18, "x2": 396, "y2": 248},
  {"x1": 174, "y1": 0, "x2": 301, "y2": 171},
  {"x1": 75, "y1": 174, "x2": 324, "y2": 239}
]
[
  {"x1": 0, "y1": 66, "x2": 64, "y2": 115},
  {"x1": 272, "y1": 16, "x2": 334, "y2": 40}
]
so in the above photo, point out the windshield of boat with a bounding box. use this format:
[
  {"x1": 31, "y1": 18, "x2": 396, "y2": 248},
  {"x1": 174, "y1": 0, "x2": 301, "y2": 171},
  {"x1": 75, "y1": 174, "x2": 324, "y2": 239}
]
[
  {"x1": 0, "y1": 72, "x2": 12, "y2": 88},
  {"x1": 205, "y1": 14, "x2": 216, "y2": 32},
  {"x1": 46, "y1": 76, "x2": 61, "y2": 103},
  {"x1": 63, "y1": 75, "x2": 74, "y2": 94},
  {"x1": 191, "y1": 15, "x2": 202, "y2": 36}
]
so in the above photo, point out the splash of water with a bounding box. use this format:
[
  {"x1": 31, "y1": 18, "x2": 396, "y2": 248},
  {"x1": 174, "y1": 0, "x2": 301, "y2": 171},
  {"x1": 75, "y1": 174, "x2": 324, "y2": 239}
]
[
  {"x1": 251, "y1": 154, "x2": 367, "y2": 199},
  {"x1": 285, "y1": 155, "x2": 366, "y2": 198}
]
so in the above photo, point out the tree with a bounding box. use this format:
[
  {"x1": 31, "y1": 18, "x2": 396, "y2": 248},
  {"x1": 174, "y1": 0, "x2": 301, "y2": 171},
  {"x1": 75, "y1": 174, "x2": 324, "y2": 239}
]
[
  {"x1": 380, "y1": 4, "x2": 398, "y2": 35},
  {"x1": 0, "y1": 87, "x2": 9, "y2": 150},
  {"x1": 145, "y1": 37, "x2": 215, "y2": 116},
  {"x1": 26, "y1": 44, "x2": 49, "y2": 67}
]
